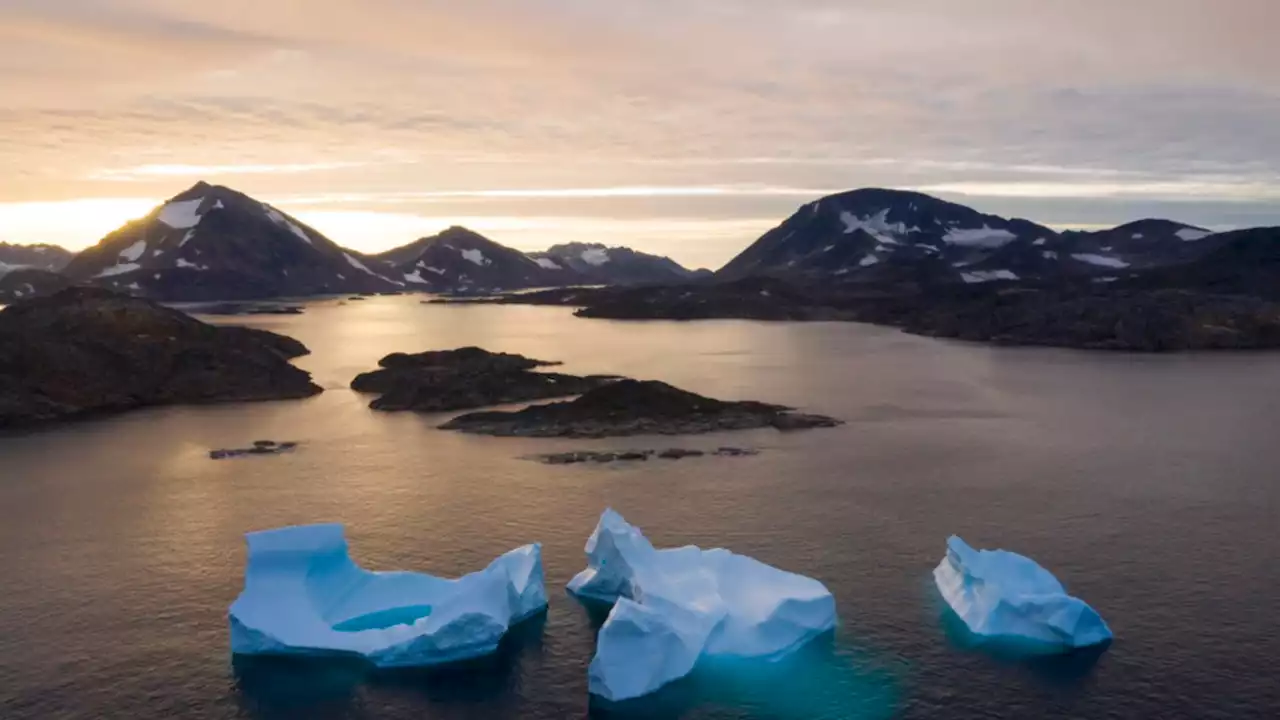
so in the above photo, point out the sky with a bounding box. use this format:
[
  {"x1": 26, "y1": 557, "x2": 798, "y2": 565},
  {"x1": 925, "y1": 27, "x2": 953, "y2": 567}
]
[{"x1": 1, "y1": 0, "x2": 1277, "y2": 270}]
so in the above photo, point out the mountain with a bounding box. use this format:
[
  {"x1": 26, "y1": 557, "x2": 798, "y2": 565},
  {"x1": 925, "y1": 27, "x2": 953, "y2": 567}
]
[
  {"x1": 716, "y1": 188, "x2": 1244, "y2": 286},
  {"x1": 0, "y1": 268, "x2": 73, "y2": 304},
  {"x1": 61, "y1": 182, "x2": 402, "y2": 301},
  {"x1": 375, "y1": 226, "x2": 567, "y2": 292},
  {"x1": 530, "y1": 243, "x2": 709, "y2": 285},
  {"x1": 717, "y1": 188, "x2": 1058, "y2": 284},
  {"x1": 1129, "y1": 227, "x2": 1280, "y2": 298},
  {"x1": 0, "y1": 243, "x2": 74, "y2": 273}
]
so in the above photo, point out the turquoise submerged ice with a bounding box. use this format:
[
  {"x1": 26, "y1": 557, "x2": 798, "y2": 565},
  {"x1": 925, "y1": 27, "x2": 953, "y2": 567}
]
[
  {"x1": 934, "y1": 535, "x2": 1112, "y2": 651},
  {"x1": 568, "y1": 509, "x2": 838, "y2": 702},
  {"x1": 228, "y1": 524, "x2": 546, "y2": 666}
]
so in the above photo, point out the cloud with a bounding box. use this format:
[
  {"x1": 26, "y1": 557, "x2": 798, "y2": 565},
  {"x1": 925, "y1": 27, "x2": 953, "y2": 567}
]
[
  {"x1": 0, "y1": 0, "x2": 1277, "y2": 264},
  {"x1": 91, "y1": 162, "x2": 372, "y2": 181}
]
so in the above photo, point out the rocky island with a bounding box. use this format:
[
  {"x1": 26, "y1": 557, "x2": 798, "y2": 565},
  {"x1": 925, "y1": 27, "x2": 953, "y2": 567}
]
[
  {"x1": 440, "y1": 379, "x2": 842, "y2": 437},
  {"x1": 440, "y1": 276, "x2": 1280, "y2": 353},
  {"x1": 0, "y1": 287, "x2": 321, "y2": 429},
  {"x1": 351, "y1": 346, "x2": 617, "y2": 412}
]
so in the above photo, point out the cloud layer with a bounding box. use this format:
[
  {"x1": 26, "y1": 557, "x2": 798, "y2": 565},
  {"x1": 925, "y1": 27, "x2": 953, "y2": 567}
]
[{"x1": 1, "y1": 0, "x2": 1276, "y2": 265}]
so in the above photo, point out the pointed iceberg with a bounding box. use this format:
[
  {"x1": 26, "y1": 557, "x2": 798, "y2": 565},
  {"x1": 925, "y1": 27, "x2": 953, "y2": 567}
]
[
  {"x1": 229, "y1": 524, "x2": 547, "y2": 667},
  {"x1": 934, "y1": 535, "x2": 1112, "y2": 651},
  {"x1": 569, "y1": 509, "x2": 837, "y2": 702}
]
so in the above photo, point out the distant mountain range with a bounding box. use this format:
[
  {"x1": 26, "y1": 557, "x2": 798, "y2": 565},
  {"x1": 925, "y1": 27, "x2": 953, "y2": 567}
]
[
  {"x1": 1, "y1": 182, "x2": 1276, "y2": 304},
  {"x1": 531, "y1": 243, "x2": 710, "y2": 285},
  {"x1": 0, "y1": 242, "x2": 74, "y2": 274},
  {"x1": 1, "y1": 182, "x2": 703, "y2": 302}
]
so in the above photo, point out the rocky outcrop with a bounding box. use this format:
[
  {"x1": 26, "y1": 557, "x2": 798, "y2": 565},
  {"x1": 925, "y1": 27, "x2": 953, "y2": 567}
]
[
  {"x1": 535, "y1": 447, "x2": 757, "y2": 464},
  {"x1": 351, "y1": 346, "x2": 616, "y2": 412},
  {"x1": 440, "y1": 379, "x2": 842, "y2": 437},
  {"x1": 0, "y1": 287, "x2": 321, "y2": 429},
  {"x1": 210, "y1": 440, "x2": 300, "y2": 460}
]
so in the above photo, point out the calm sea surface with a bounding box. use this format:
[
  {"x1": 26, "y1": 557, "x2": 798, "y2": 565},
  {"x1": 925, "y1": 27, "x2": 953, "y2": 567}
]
[{"x1": 1, "y1": 296, "x2": 1277, "y2": 719}]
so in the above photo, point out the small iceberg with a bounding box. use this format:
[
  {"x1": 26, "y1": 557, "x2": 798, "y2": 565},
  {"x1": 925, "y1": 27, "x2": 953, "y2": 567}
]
[
  {"x1": 568, "y1": 509, "x2": 837, "y2": 702},
  {"x1": 229, "y1": 524, "x2": 547, "y2": 667},
  {"x1": 934, "y1": 535, "x2": 1112, "y2": 652}
]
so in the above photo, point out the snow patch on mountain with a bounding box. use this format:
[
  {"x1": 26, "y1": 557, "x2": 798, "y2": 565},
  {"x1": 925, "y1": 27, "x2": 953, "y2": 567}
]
[
  {"x1": 535, "y1": 257, "x2": 562, "y2": 270},
  {"x1": 840, "y1": 209, "x2": 907, "y2": 245},
  {"x1": 119, "y1": 240, "x2": 148, "y2": 263},
  {"x1": 343, "y1": 253, "x2": 379, "y2": 276},
  {"x1": 580, "y1": 248, "x2": 611, "y2": 266},
  {"x1": 157, "y1": 198, "x2": 204, "y2": 229},
  {"x1": 96, "y1": 263, "x2": 141, "y2": 278},
  {"x1": 404, "y1": 270, "x2": 428, "y2": 284},
  {"x1": 1072, "y1": 254, "x2": 1130, "y2": 269},
  {"x1": 1033, "y1": 238, "x2": 1048, "y2": 246},
  {"x1": 859, "y1": 255, "x2": 880, "y2": 267},
  {"x1": 961, "y1": 269, "x2": 1019, "y2": 283},
  {"x1": 1176, "y1": 228, "x2": 1212, "y2": 242},
  {"x1": 460, "y1": 249, "x2": 491, "y2": 266},
  {"x1": 263, "y1": 205, "x2": 313, "y2": 245},
  {"x1": 175, "y1": 258, "x2": 204, "y2": 270},
  {"x1": 1043, "y1": 251, "x2": 1059, "y2": 260},
  {"x1": 943, "y1": 225, "x2": 1017, "y2": 248}
]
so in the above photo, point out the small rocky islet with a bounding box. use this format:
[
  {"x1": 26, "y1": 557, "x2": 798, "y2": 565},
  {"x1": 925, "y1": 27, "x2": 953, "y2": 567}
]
[
  {"x1": 350, "y1": 348, "x2": 841, "y2": 439},
  {"x1": 535, "y1": 447, "x2": 759, "y2": 465},
  {"x1": 210, "y1": 440, "x2": 300, "y2": 460},
  {"x1": 350, "y1": 346, "x2": 617, "y2": 413},
  {"x1": 439, "y1": 379, "x2": 843, "y2": 438}
]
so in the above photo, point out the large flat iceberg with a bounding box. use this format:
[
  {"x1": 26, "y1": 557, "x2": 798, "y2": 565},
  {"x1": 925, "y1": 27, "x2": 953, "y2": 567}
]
[
  {"x1": 229, "y1": 524, "x2": 547, "y2": 667},
  {"x1": 568, "y1": 509, "x2": 837, "y2": 702},
  {"x1": 934, "y1": 536, "x2": 1112, "y2": 652}
]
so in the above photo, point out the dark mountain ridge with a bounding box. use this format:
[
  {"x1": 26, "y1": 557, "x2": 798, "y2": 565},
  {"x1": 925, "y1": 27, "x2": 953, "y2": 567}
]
[
  {"x1": 0, "y1": 242, "x2": 74, "y2": 273},
  {"x1": 531, "y1": 242, "x2": 708, "y2": 286},
  {"x1": 375, "y1": 226, "x2": 566, "y2": 292},
  {"x1": 61, "y1": 182, "x2": 402, "y2": 301}
]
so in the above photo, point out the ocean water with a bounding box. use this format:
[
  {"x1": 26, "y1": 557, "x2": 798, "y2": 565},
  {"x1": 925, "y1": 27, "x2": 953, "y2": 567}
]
[{"x1": 1, "y1": 296, "x2": 1277, "y2": 719}]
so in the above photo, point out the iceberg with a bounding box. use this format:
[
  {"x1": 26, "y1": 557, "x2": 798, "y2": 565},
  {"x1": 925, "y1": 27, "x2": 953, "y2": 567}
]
[
  {"x1": 934, "y1": 535, "x2": 1112, "y2": 651},
  {"x1": 568, "y1": 509, "x2": 837, "y2": 702},
  {"x1": 229, "y1": 524, "x2": 547, "y2": 667}
]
